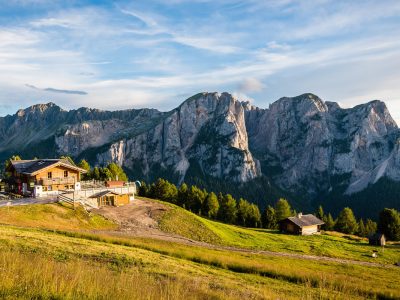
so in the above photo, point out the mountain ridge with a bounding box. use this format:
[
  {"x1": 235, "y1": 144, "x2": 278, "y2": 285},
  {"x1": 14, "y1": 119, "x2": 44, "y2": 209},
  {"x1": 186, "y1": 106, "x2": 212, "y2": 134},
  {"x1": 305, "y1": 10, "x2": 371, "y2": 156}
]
[{"x1": 1, "y1": 92, "x2": 399, "y2": 218}]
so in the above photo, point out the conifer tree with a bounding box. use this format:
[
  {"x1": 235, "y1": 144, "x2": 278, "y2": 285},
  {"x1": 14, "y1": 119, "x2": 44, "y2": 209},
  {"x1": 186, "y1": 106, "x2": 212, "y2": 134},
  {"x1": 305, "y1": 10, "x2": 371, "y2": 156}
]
[
  {"x1": 324, "y1": 213, "x2": 335, "y2": 231},
  {"x1": 204, "y1": 192, "x2": 219, "y2": 219},
  {"x1": 357, "y1": 219, "x2": 366, "y2": 237},
  {"x1": 335, "y1": 207, "x2": 358, "y2": 234},
  {"x1": 378, "y1": 208, "x2": 400, "y2": 241},
  {"x1": 275, "y1": 198, "x2": 292, "y2": 221},
  {"x1": 316, "y1": 205, "x2": 325, "y2": 220},
  {"x1": 262, "y1": 205, "x2": 277, "y2": 229},
  {"x1": 218, "y1": 194, "x2": 237, "y2": 224},
  {"x1": 365, "y1": 219, "x2": 377, "y2": 237}
]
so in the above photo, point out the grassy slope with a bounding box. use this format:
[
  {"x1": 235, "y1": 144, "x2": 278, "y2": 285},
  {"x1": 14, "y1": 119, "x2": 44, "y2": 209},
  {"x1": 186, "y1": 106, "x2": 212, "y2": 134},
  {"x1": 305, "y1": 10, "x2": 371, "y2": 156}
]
[
  {"x1": 0, "y1": 202, "x2": 117, "y2": 231},
  {"x1": 153, "y1": 197, "x2": 400, "y2": 264},
  {"x1": 0, "y1": 201, "x2": 399, "y2": 299},
  {"x1": 1, "y1": 225, "x2": 400, "y2": 299}
]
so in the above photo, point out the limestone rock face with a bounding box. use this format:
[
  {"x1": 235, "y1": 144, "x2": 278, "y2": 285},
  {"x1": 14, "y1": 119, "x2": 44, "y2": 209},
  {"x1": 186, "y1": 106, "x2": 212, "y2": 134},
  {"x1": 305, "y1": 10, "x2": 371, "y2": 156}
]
[
  {"x1": 96, "y1": 92, "x2": 261, "y2": 183},
  {"x1": 245, "y1": 94, "x2": 399, "y2": 196},
  {"x1": 0, "y1": 92, "x2": 399, "y2": 199}
]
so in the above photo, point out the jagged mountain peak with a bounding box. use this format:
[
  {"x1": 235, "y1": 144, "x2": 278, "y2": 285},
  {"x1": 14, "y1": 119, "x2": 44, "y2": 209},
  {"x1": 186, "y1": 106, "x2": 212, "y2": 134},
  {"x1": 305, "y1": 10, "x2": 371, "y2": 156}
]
[
  {"x1": 0, "y1": 92, "x2": 399, "y2": 218},
  {"x1": 16, "y1": 102, "x2": 63, "y2": 117}
]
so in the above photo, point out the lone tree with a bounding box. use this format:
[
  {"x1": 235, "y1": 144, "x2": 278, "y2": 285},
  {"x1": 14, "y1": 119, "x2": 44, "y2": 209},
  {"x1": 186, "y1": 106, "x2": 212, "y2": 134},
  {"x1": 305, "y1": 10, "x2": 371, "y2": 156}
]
[
  {"x1": 378, "y1": 208, "x2": 400, "y2": 241},
  {"x1": 335, "y1": 207, "x2": 358, "y2": 234},
  {"x1": 275, "y1": 198, "x2": 292, "y2": 221}
]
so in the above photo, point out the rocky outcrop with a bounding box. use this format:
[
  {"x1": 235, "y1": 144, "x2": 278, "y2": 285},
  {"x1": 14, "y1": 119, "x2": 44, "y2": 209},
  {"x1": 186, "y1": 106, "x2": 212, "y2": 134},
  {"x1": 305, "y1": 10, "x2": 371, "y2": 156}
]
[
  {"x1": 96, "y1": 92, "x2": 261, "y2": 183},
  {"x1": 245, "y1": 94, "x2": 399, "y2": 196},
  {"x1": 0, "y1": 92, "x2": 399, "y2": 199}
]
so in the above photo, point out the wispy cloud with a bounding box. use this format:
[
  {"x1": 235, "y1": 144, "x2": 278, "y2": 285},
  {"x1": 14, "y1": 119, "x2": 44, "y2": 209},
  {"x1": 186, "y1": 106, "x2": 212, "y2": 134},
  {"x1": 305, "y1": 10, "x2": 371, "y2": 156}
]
[{"x1": 25, "y1": 84, "x2": 88, "y2": 95}]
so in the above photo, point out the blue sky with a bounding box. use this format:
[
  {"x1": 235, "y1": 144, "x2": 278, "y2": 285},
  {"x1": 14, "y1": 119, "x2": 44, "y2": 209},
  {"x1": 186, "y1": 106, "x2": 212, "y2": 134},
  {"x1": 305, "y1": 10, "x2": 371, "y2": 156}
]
[{"x1": 1, "y1": 0, "x2": 400, "y2": 122}]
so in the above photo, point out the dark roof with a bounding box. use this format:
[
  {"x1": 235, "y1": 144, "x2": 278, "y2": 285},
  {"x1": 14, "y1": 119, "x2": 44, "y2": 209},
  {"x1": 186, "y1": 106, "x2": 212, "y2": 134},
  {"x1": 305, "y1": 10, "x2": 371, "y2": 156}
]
[
  {"x1": 369, "y1": 233, "x2": 385, "y2": 240},
  {"x1": 89, "y1": 190, "x2": 120, "y2": 198},
  {"x1": 10, "y1": 159, "x2": 87, "y2": 175},
  {"x1": 283, "y1": 214, "x2": 324, "y2": 227}
]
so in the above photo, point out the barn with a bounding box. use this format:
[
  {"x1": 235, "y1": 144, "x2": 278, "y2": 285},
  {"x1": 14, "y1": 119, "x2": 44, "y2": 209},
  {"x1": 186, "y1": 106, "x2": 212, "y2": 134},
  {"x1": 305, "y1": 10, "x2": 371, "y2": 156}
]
[{"x1": 279, "y1": 213, "x2": 324, "y2": 235}]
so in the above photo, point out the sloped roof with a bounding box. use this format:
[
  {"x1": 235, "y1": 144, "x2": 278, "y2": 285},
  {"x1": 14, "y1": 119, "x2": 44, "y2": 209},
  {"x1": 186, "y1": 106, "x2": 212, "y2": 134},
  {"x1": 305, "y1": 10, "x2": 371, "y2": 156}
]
[
  {"x1": 284, "y1": 214, "x2": 324, "y2": 228},
  {"x1": 89, "y1": 190, "x2": 120, "y2": 198},
  {"x1": 10, "y1": 158, "x2": 87, "y2": 175},
  {"x1": 369, "y1": 233, "x2": 385, "y2": 240}
]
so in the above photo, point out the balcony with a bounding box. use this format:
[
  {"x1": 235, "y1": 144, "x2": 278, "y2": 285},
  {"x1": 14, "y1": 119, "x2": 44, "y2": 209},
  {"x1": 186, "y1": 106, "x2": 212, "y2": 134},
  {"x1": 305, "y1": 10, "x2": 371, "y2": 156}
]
[{"x1": 38, "y1": 177, "x2": 76, "y2": 186}]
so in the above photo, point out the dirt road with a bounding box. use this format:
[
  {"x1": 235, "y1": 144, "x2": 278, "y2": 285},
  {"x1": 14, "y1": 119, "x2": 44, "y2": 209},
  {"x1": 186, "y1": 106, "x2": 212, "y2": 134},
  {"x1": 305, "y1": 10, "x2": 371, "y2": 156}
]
[{"x1": 92, "y1": 199, "x2": 394, "y2": 268}]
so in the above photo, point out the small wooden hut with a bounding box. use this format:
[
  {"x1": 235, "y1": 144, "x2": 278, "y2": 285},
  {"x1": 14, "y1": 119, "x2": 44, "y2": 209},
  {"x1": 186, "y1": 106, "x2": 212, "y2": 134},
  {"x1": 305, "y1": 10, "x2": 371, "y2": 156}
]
[{"x1": 368, "y1": 233, "x2": 386, "y2": 246}]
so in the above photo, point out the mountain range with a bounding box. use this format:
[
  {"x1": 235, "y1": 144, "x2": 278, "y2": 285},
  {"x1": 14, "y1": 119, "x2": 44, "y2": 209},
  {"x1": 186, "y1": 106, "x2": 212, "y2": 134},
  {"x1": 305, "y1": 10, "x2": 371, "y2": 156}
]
[{"x1": 1, "y1": 92, "x2": 399, "y2": 218}]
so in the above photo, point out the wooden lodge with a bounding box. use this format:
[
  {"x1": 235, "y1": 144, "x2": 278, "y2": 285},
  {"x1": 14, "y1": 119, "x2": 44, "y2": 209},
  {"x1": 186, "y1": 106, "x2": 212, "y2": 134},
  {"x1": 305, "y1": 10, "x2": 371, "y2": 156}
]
[
  {"x1": 279, "y1": 213, "x2": 324, "y2": 235},
  {"x1": 6, "y1": 158, "x2": 87, "y2": 197}
]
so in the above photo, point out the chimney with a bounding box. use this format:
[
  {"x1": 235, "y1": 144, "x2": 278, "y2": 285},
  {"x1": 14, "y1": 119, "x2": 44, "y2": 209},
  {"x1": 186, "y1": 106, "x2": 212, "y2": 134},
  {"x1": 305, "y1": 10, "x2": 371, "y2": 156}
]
[{"x1": 297, "y1": 212, "x2": 302, "y2": 218}]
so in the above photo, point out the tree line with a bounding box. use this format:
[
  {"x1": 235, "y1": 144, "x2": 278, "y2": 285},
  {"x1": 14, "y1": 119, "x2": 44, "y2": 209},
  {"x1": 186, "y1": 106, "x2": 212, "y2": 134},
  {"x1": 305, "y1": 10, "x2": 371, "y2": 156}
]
[
  {"x1": 4, "y1": 156, "x2": 399, "y2": 240},
  {"x1": 139, "y1": 178, "x2": 400, "y2": 240}
]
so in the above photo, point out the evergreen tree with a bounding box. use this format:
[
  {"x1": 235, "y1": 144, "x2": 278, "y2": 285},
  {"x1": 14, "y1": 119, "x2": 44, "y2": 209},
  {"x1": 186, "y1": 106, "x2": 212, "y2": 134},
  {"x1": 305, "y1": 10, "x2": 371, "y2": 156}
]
[
  {"x1": 177, "y1": 183, "x2": 189, "y2": 207},
  {"x1": 324, "y1": 213, "x2": 335, "y2": 231},
  {"x1": 150, "y1": 179, "x2": 177, "y2": 203},
  {"x1": 365, "y1": 219, "x2": 377, "y2": 237},
  {"x1": 92, "y1": 167, "x2": 101, "y2": 180},
  {"x1": 77, "y1": 159, "x2": 91, "y2": 180},
  {"x1": 187, "y1": 185, "x2": 206, "y2": 214},
  {"x1": 138, "y1": 181, "x2": 149, "y2": 197},
  {"x1": 247, "y1": 203, "x2": 261, "y2": 228},
  {"x1": 262, "y1": 205, "x2": 277, "y2": 229},
  {"x1": 335, "y1": 207, "x2": 358, "y2": 234},
  {"x1": 357, "y1": 219, "x2": 366, "y2": 237},
  {"x1": 106, "y1": 163, "x2": 128, "y2": 181},
  {"x1": 316, "y1": 205, "x2": 325, "y2": 220},
  {"x1": 378, "y1": 208, "x2": 400, "y2": 241},
  {"x1": 100, "y1": 167, "x2": 113, "y2": 181},
  {"x1": 204, "y1": 192, "x2": 219, "y2": 219},
  {"x1": 218, "y1": 194, "x2": 237, "y2": 224},
  {"x1": 237, "y1": 198, "x2": 251, "y2": 226},
  {"x1": 275, "y1": 198, "x2": 292, "y2": 221}
]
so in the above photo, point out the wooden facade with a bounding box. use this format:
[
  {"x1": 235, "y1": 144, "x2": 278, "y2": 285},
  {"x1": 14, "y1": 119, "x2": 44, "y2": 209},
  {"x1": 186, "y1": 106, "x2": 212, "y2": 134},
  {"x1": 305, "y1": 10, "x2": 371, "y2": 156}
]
[
  {"x1": 7, "y1": 159, "x2": 87, "y2": 196},
  {"x1": 90, "y1": 191, "x2": 131, "y2": 207}
]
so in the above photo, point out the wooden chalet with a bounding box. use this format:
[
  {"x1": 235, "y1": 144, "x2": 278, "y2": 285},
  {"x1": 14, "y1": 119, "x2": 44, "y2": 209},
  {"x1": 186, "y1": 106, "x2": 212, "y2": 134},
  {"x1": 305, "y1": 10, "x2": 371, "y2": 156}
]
[
  {"x1": 6, "y1": 158, "x2": 87, "y2": 197},
  {"x1": 279, "y1": 213, "x2": 324, "y2": 235}
]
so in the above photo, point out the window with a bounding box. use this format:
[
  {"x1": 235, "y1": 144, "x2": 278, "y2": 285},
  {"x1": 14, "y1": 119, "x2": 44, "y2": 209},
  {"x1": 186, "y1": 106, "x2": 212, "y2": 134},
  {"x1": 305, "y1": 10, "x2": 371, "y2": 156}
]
[
  {"x1": 64, "y1": 170, "x2": 68, "y2": 178},
  {"x1": 47, "y1": 172, "x2": 52, "y2": 179}
]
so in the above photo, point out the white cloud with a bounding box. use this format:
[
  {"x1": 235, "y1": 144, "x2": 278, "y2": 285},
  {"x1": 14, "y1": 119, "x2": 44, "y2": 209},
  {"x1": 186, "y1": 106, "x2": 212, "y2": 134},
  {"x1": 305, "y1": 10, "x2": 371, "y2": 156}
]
[{"x1": 237, "y1": 78, "x2": 265, "y2": 93}]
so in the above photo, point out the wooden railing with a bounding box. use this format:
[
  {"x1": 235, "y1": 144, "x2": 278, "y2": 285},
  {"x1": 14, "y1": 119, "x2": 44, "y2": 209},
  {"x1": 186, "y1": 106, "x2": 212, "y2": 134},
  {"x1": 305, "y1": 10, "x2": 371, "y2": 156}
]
[
  {"x1": 58, "y1": 194, "x2": 75, "y2": 208},
  {"x1": 38, "y1": 177, "x2": 76, "y2": 186}
]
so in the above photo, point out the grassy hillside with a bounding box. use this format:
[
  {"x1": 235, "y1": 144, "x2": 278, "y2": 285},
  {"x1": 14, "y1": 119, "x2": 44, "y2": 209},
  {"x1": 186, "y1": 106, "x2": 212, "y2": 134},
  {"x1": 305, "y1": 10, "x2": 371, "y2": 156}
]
[
  {"x1": 155, "y1": 197, "x2": 400, "y2": 264},
  {"x1": 0, "y1": 202, "x2": 117, "y2": 231},
  {"x1": 0, "y1": 201, "x2": 399, "y2": 299}
]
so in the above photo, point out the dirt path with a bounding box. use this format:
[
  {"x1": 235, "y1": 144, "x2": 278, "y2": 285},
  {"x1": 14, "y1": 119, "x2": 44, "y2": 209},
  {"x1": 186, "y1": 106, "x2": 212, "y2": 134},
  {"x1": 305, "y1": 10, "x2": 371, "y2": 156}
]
[{"x1": 91, "y1": 199, "x2": 394, "y2": 269}]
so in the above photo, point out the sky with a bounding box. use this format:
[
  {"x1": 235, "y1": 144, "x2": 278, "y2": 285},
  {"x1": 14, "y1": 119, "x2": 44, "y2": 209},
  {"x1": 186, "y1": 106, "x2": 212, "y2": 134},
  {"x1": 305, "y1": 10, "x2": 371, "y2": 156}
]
[{"x1": 1, "y1": 0, "x2": 400, "y2": 123}]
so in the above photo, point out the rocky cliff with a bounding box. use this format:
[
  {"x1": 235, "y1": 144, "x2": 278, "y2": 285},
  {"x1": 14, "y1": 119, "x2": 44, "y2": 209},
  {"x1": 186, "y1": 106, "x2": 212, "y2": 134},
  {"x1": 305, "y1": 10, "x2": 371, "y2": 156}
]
[{"x1": 0, "y1": 92, "x2": 399, "y2": 214}]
